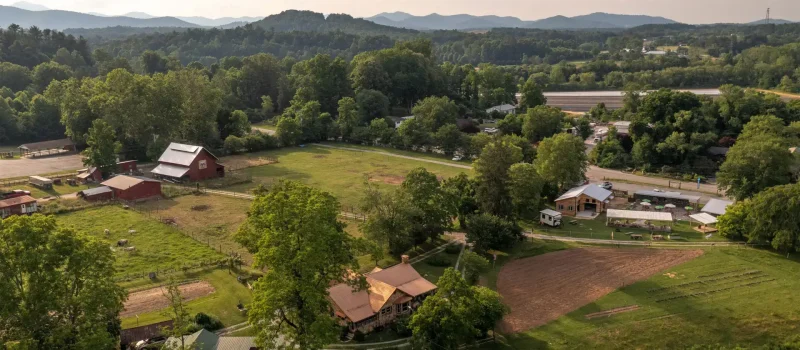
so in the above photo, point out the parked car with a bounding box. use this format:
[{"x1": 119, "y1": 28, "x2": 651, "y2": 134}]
[
  {"x1": 452, "y1": 155, "x2": 463, "y2": 161},
  {"x1": 601, "y1": 181, "x2": 613, "y2": 190},
  {"x1": 653, "y1": 188, "x2": 663, "y2": 192}
]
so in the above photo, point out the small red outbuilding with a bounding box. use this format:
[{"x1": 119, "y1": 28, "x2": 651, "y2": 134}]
[
  {"x1": 151, "y1": 143, "x2": 224, "y2": 182},
  {"x1": 0, "y1": 195, "x2": 38, "y2": 219},
  {"x1": 101, "y1": 175, "x2": 162, "y2": 202}
]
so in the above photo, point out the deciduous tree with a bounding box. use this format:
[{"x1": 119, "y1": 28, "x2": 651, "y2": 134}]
[{"x1": 82, "y1": 118, "x2": 121, "y2": 173}]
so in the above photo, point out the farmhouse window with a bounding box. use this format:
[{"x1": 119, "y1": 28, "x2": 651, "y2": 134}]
[
  {"x1": 199, "y1": 159, "x2": 208, "y2": 169},
  {"x1": 585, "y1": 198, "x2": 590, "y2": 203},
  {"x1": 396, "y1": 302, "x2": 410, "y2": 313},
  {"x1": 558, "y1": 204, "x2": 564, "y2": 210},
  {"x1": 592, "y1": 199, "x2": 596, "y2": 203},
  {"x1": 381, "y1": 307, "x2": 392, "y2": 315},
  {"x1": 568, "y1": 206, "x2": 573, "y2": 211}
]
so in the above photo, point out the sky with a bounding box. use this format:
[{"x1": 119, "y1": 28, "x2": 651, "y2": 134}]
[{"x1": 2, "y1": 0, "x2": 799, "y2": 23}]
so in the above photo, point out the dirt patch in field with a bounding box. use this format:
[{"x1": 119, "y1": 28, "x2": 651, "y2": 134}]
[
  {"x1": 497, "y1": 248, "x2": 703, "y2": 333},
  {"x1": 369, "y1": 174, "x2": 405, "y2": 185},
  {"x1": 121, "y1": 281, "x2": 215, "y2": 318},
  {"x1": 313, "y1": 155, "x2": 326, "y2": 159},
  {"x1": 219, "y1": 155, "x2": 277, "y2": 170}
]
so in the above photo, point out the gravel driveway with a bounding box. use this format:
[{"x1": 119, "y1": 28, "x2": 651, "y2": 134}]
[{"x1": 0, "y1": 154, "x2": 84, "y2": 179}]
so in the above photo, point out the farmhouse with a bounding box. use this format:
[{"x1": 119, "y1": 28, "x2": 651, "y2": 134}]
[
  {"x1": 0, "y1": 195, "x2": 38, "y2": 219},
  {"x1": 151, "y1": 143, "x2": 224, "y2": 182},
  {"x1": 634, "y1": 190, "x2": 700, "y2": 207},
  {"x1": 701, "y1": 198, "x2": 733, "y2": 216},
  {"x1": 78, "y1": 186, "x2": 114, "y2": 202},
  {"x1": 328, "y1": 256, "x2": 437, "y2": 333},
  {"x1": 486, "y1": 104, "x2": 516, "y2": 115},
  {"x1": 554, "y1": 184, "x2": 613, "y2": 217},
  {"x1": 76, "y1": 167, "x2": 102, "y2": 183},
  {"x1": 101, "y1": 175, "x2": 162, "y2": 201}
]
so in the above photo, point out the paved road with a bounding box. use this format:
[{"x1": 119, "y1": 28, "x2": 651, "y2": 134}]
[
  {"x1": 0, "y1": 154, "x2": 84, "y2": 179},
  {"x1": 312, "y1": 143, "x2": 724, "y2": 200}
]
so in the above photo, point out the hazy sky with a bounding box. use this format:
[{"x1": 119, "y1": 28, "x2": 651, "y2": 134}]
[{"x1": 3, "y1": 0, "x2": 799, "y2": 23}]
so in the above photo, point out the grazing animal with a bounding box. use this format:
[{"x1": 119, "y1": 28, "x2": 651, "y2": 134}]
[
  {"x1": 117, "y1": 239, "x2": 129, "y2": 246},
  {"x1": 104, "y1": 229, "x2": 110, "y2": 235},
  {"x1": 124, "y1": 246, "x2": 136, "y2": 252}
]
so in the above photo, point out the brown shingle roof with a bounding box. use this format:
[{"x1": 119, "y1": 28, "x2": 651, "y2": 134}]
[{"x1": 327, "y1": 263, "x2": 437, "y2": 323}]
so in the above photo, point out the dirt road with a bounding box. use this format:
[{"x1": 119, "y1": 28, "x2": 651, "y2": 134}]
[{"x1": 0, "y1": 154, "x2": 84, "y2": 179}]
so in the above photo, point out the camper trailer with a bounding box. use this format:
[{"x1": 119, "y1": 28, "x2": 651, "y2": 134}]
[
  {"x1": 540, "y1": 209, "x2": 563, "y2": 227},
  {"x1": 29, "y1": 176, "x2": 53, "y2": 189}
]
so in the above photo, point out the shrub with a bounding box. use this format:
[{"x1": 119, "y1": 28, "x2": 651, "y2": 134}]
[
  {"x1": 353, "y1": 330, "x2": 365, "y2": 342},
  {"x1": 194, "y1": 312, "x2": 224, "y2": 331},
  {"x1": 223, "y1": 135, "x2": 245, "y2": 154},
  {"x1": 426, "y1": 255, "x2": 451, "y2": 267},
  {"x1": 445, "y1": 244, "x2": 461, "y2": 254},
  {"x1": 393, "y1": 315, "x2": 412, "y2": 337}
]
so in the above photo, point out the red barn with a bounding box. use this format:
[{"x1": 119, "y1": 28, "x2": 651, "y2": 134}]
[
  {"x1": 0, "y1": 195, "x2": 38, "y2": 219},
  {"x1": 78, "y1": 186, "x2": 114, "y2": 202},
  {"x1": 76, "y1": 167, "x2": 102, "y2": 183},
  {"x1": 151, "y1": 143, "x2": 224, "y2": 182},
  {"x1": 117, "y1": 160, "x2": 138, "y2": 173},
  {"x1": 101, "y1": 175, "x2": 162, "y2": 202}
]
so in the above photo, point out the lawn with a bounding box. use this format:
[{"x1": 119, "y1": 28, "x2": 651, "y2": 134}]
[
  {"x1": 225, "y1": 146, "x2": 469, "y2": 207},
  {"x1": 525, "y1": 213, "x2": 732, "y2": 242},
  {"x1": 55, "y1": 206, "x2": 224, "y2": 277},
  {"x1": 486, "y1": 246, "x2": 800, "y2": 349},
  {"x1": 120, "y1": 269, "x2": 253, "y2": 329},
  {"x1": 412, "y1": 249, "x2": 460, "y2": 284},
  {"x1": 318, "y1": 142, "x2": 472, "y2": 167},
  {"x1": 135, "y1": 194, "x2": 254, "y2": 264}
]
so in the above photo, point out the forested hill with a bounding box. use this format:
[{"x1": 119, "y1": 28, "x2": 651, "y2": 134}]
[
  {"x1": 0, "y1": 6, "x2": 199, "y2": 30},
  {"x1": 252, "y1": 10, "x2": 417, "y2": 37}
]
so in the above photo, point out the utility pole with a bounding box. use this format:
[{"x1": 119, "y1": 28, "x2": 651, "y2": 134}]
[{"x1": 766, "y1": 8, "x2": 770, "y2": 25}]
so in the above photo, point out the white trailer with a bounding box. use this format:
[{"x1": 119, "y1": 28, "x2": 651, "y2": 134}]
[{"x1": 540, "y1": 209, "x2": 563, "y2": 227}]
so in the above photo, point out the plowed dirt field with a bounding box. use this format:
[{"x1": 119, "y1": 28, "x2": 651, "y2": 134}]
[{"x1": 497, "y1": 248, "x2": 703, "y2": 332}]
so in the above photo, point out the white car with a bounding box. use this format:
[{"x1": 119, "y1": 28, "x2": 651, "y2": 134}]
[
  {"x1": 653, "y1": 189, "x2": 663, "y2": 192},
  {"x1": 452, "y1": 155, "x2": 463, "y2": 161}
]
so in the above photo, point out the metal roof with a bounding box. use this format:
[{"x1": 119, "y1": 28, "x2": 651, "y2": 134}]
[
  {"x1": 540, "y1": 209, "x2": 562, "y2": 217},
  {"x1": 539, "y1": 89, "x2": 721, "y2": 98},
  {"x1": 80, "y1": 186, "x2": 112, "y2": 196},
  {"x1": 701, "y1": 198, "x2": 733, "y2": 216},
  {"x1": 607, "y1": 209, "x2": 673, "y2": 221},
  {"x1": 486, "y1": 104, "x2": 516, "y2": 112},
  {"x1": 18, "y1": 138, "x2": 74, "y2": 151},
  {"x1": 151, "y1": 163, "x2": 190, "y2": 178},
  {"x1": 689, "y1": 213, "x2": 718, "y2": 225},
  {"x1": 555, "y1": 184, "x2": 613, "y2": 202},
  {"x1": 101, "y1": 175, "x2": 159, "y2": 190},
  {"x1": 635, "y1": 190, "x2": 701, "y2": 202},
  {"x1": 157, "y1": 142, "x2": 218, "y2": 166},
  {"x1": 0, "y1": 195, "x2": 37, "y2": 208}
]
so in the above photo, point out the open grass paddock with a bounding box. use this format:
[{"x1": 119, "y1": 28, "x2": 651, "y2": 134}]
[
  {"x1": 226, "y1": 146, "x2": 469, "y2": 207},
  {"x1": 55, "y1": 206, "x2": 223, "y2": 277},
  {"x1": 484, "y1": 245, "x2": 800, "y2": 349}
]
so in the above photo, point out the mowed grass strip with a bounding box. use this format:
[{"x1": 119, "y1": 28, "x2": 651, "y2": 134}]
[
  {"x1": 120, "y1": 269, "x2": 253, "y2": 329},
  {"x1": 486, "y1": 247, "x2": 800, "y2": 349},
  {"x1": 227, "y1": 146, "x2": 469, "y2": 207},
  {"x1": 134, "y1": 194, "x2": 253, "y2": 263},
  {"x1": 55, "y1": 206, "x2": 223, "y2": 277}
]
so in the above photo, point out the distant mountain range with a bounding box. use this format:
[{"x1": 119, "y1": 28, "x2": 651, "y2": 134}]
[
  {"x1": 3, "y1": 3, "x2": 261, "y2": 29},
  {"x1": 0, "y1": 6, "x2": 200, "y2": 30},
  {"x1": 365, "y1": 12, "x2": 679, "y2": 30},
  {"x1": 251, "y1": 10, "x2": 417, "y2": 36}
]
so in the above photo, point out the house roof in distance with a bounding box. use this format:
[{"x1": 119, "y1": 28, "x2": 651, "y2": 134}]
[
  {"x1": 555, "y1": 184, "x2": 613, "y2": 202},
  {"x1": 607, "y1": 209, "x2": 673, "y2": 221},
  {"x1": 79, "y1": 186, "x2": 112, "y2": 196},
  {"x1": 158, "y1": 142, "x2": 218, "y2": 166},
  {"x1": 18, "y1": 138, "x2": 74, "y2": 151},
  {"x1": 151, "y1": 163, "x2": 191, "y2": 178},
  {"x1": 635, "y1": 190, "x2": 701, "y2": 203},
  {"x1": 701, "y1": 198, "x2": 734, "y2": 216},
  {"x1": 540, "y1": 209, "x2": 562, "y2": 217},
  {"x1": 486, "y1": 104, "x2": 516, "y2": 112},
  {"x1": 689, "y1": 212, "x2": 718, "y2": 225}
]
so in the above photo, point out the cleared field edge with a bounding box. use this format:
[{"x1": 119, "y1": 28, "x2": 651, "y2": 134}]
[{"x1": 497, "y1": 247, "x2": 703, "y2": 333}]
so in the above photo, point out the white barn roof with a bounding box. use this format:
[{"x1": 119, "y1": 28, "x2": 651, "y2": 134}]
[
  {"x1": 540, "y1": 209, "x2": 562, "y2": 217},
  {"x1": 701, "y1": 198, "x2": 733, "y2": 216},
  {"x1": 689, "y1": 213, "x2": 718, "y2": 225},
  {"x1": 158, "y1": 142, "x2": 217, "y2": 166},
  {"x1": 151, "y1": 163, "x2": 190, "y2": 178},
  {"x1": 607, "y1": 209, "x2": 673, "y2": 221},
  {"x1": 556, "y1": 184, "x2": 613, "y2": 202}
]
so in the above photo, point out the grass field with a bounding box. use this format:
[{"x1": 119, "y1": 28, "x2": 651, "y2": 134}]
[
  {"x1": 135, "y1": 194, "x2": 254, "y2": 263},
  {"x1": 226, "y1": 146, "x2": 469, "y2": 207},
  {"x1": 120, "y1": 269, "x2": 253, "y2": 329},
  {"x1": 483, "y1": 246, "x2": 800, "y2": 349},
  {"x1": 56, "y1": 206, "x2": 224, "y2": 277},
  {"x1": 318, "y1": 142, "x2": 471, "y2": 167},
  {"x1": 525, "y1": 214, "x2": 731, "y2": 242}
]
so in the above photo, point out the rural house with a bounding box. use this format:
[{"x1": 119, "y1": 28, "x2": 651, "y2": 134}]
[
  {"x1": 554, "y1": 184, "x2": 613, "y2": 217},
  {"x1": 0, "y1": 195, "x2": 38, "y2": 219},
  {"x1": 151, "y1": 143, "x2": 224, "y2": 182},
  {"x1": 101, "y1": 175, "x2": 162, "y2": 201},
  {"x1": 328, "y1": 256, "x2": 437, "y2": 333}
]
